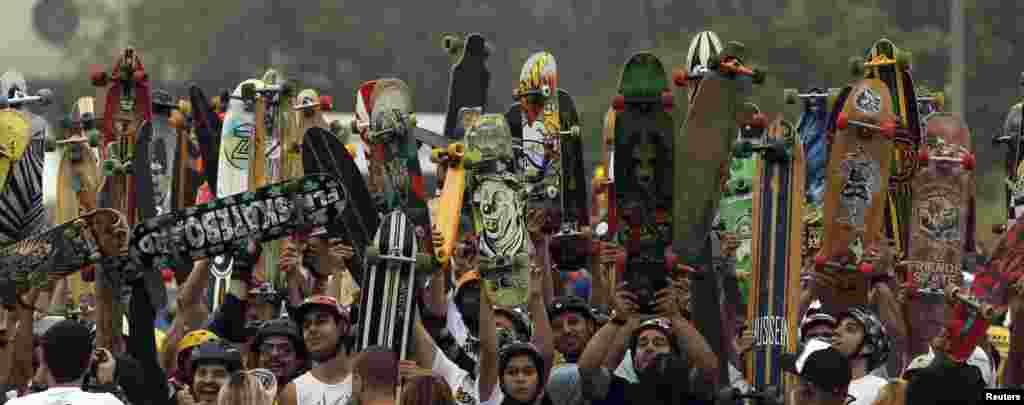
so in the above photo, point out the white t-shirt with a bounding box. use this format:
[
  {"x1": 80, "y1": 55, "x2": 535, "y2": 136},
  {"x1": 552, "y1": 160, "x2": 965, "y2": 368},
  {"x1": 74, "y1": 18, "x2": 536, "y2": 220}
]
[
  {"x1": 967, "y1": 346, "x2": 995, "y2": 388},
  {"x1": 848, "y1": 375, "x2": 887, "y2": 405},
  {"x1": 433, "y1": 344, "x2": 502, "y2": 405},
  {"x1": 292, "y1": 371, "x2": 352, "y2": 405},
  {"x1": 6, "y1": 387, "x2": 123, "y2": 405}
]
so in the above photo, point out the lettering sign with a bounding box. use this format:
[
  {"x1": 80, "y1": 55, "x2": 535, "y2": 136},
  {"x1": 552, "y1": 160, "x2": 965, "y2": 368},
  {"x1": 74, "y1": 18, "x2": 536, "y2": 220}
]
[{"x1": 753, "y1": 315, "x2": 788, "y2": 347}]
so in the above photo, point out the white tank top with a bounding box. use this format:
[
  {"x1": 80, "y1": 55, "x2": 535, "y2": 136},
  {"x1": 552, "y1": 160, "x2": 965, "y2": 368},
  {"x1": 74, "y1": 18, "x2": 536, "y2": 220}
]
[{"x1": 293, "y1": 371, "x2": 352, "y2": 405}]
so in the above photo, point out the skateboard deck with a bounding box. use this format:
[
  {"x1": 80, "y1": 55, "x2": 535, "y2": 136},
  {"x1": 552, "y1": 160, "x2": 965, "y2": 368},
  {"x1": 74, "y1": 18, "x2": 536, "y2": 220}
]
[
  {"x1": 901, "y1": 112, "x2": 975, "y2": 359},
  {"x1": 190, "y1": 84, "x2": 222, "y2": 198},
  {"x1": 611, "y1": 52, "x2": 676, "y2": 315},
  {"x1": 513, "y1": 52, "x2": 562, "y2": 236},
  {"x1": 814, "y1": 78, "x2": 896, "y2": 315},
  {"x1": 997, "y1": 77, "x2": 1024, "y2": 233},
  {"x1": 0, "y1": 108, "x2": 47, "y2": 244},
  {"x1": 302, "y1": 126, "x2": 379, "y2": 281},
  {"x1": 464, "y1": 113, "x2": 530, "y2": 306},
  {"x1": 549, "y1": 89, "x2": 589, "y2": 272},
  {"x1": 718, "y1": 103, "x2": 763, "y2": 281},
  {"x1": 0, "y1": 208, "x2": 126, "y2": 306},
  {"x1": 864, "y1": 39, "x2": 921, "y2": 262},
  {"x1": 785, "y1": 87, "x2": 840, "y2": 205},
  {"x1": 442, "y1": 33, "x2": 490, "y2": 139},
  {"x1": 129, "y1": 174, "x2": 349, "y2": 280},
  {"x1": 356, "y1": 78, "x2": 436, "y2": 356},
  {"x1": 743, "y1": 116, "x2": 805, "y2": 391}
]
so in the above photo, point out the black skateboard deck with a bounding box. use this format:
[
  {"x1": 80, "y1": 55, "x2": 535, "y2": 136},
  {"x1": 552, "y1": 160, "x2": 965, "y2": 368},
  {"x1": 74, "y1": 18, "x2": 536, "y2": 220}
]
[
  {"x1": 442, "y1": 33, "x2": 491, "y2": 139},
  {"x1": 549, "y1": 89, "x2": 589, "y2": 271},
  {"x1": 302, "y1": 126, "x2": 379, "y2": 281},
  {"x1": 190, "y1": 84, "x2": 222, "y2": 198}
]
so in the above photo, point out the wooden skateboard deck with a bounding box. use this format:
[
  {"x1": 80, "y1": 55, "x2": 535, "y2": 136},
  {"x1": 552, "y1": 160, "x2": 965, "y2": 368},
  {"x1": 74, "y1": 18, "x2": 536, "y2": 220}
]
[
  {"x1": 550, "y1": 89, "x2": 589, "y2": 272},
  {"x1": 0, "y1": 108, "x2": 43, "y2": 244},
  {"x1": 442, "y1": 33, "x2": 490, "y2": 139},
  {"x1": 864, "y1": 39, "x2": 921, "y2": 262},
  {"x1": 0, "y1": 208, "x2": 126, "y2": 305},
  {"x1": 512, "y1": 52, "x2": 562, "y2": 236},
  {"x1": 612, "y1": 52, "x2": 676, "y2": 315},
  {"x1": 464, "y1": 113, "x2": 530, "y2": 307},
  {"x1": 901, "y1": 112, "x2": 975, "y2": 359},
  {"x1": 814, "y1": 78, "x2": 896, "y2": 315},
  {"x1": 744, "y1": 116, "x2": 805, "y2": 392}
]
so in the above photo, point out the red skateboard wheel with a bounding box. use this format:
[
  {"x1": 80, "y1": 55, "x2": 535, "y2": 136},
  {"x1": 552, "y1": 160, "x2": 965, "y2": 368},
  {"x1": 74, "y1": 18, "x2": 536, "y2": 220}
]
[
  {"x1": 917, "y1": 149, "x2": 929, "y2": 164},
  {"x1": 612, "y1": 95, "x2": 625, "y2": 112},
  {"x1": 672, "y1": 69, "x2": 689, "y2": 87},
  {"x1": 661, "y1": 90, "x2": 674, "y2": 113},
  {"x1": 836, "y1": 113, "x2": 849, "y2": 130}
]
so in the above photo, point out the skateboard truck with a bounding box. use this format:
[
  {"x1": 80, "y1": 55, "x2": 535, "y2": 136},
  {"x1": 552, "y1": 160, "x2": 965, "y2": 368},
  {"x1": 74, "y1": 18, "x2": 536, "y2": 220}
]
[
  {"x1": 917, "y1": 148, "x2": 976, "y2": 171},
  {"x1": 364, "y1": 246, "x2": 435, "y2": 273},
  {"x1": 0, "y1": 89, "x2": 53, "y2": 109},
  {"x1": 835, "y1": 112, "x2": 896, "y2": 138},
  {"x1": 946, "y1": 285, "x2": 1000, "y2": 320},
  {"x1": 783, "y1": 88, "x2": 841, "y2": 105},
  {"x1": 814, "y1": 254, "x2": 874, "y2": 274},
  {"x1": 611, "y1": 90, "x2": 674, "y2": 113}
]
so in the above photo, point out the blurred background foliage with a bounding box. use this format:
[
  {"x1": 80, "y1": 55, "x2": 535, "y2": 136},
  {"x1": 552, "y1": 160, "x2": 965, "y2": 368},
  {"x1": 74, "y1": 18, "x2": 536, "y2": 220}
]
[{"x1": 20, "y1": 0, "x2": 1024, "y2": 249}]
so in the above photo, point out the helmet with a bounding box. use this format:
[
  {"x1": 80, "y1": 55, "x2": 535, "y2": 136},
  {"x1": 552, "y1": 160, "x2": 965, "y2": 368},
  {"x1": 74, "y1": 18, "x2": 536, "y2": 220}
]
[
  {"x1": 837, "y1": 305, "x2": 890, "y2": 371},
  {"x1": 254, "y1": 318, "x2": 307, "y2": 359},
  {"x1": 152, "y1": 89, "x2": 175, "y2": 109},
  {"x1": 177, "y1": 329, "x2": 220, "y2": 354},
  {"x1": 799, "y1": 302, "x2": 837, "y2": 342},
  {"x1": 189, "y1": 341, "x2": 243, "y2": 373},
  {"x1": 494, "y1": 305, "x2": 532, "y2": 341},
  {"x1": 548, "y1": 295, "x2": 595, "y2": 323},
  {"x1": 629, "y1": 316, "x2": 681, "y2": 356},
  {"x1": 249, "y1": 282, "x2": 281, "y2": 305},
  {"x1": 295, "y1": 295, "x2": 351, "y2": 325},
  {"x1": 498, "y1": 342, "x2": 546, "y2": 401}
]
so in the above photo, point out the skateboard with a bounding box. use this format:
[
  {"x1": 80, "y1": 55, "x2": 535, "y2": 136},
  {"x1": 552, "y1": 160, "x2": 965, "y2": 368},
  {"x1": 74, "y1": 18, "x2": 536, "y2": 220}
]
[
  {"x1": 784, "y1": 88, "x2": 840, "y2": 205},
  {"x1": 719, "y1": 102, "x2": 763, "y2": 280},
  {"x1": 900, "y1": 112, "x2": 975, "y2": 359},
  {"x1": 864, "y1": 39, "x2": 921, "y2": 262},
  {"x1": 189, "y1": 84, "x2": 222, "y2": 198},
  {"x1": 548, "y1": 90, "x2": 588, "y2": 272},
  {"x1": 464, "y1": 113, "x2": 530, "y2": 307},
  {"x1": 0, "y1": 79, "x2": 53, "y2": 245},
  {"x1": 610, "y1": 51, "x2": 676, "y2": 315},
  {"x1": 682, "y1": 30, "x2": 724, "y2": 104},
  {"x1": 0, "y1": 208, "x2": 127, "y2": 306},
  {"x1": 356, "y1": 78, "x2": 436, "y2": 356},
  {"x1": 50, "y1": 96, "x2": 102, "y2": 310},
  {"x1": 129, "y1": 174, "x2": 350, "y2": 278},
  {"x1": 441, "y1": 33, "x2": 491, "y2": 139},
  {"x1": 741, "y1": 115, "x2": 805, "y2": 392},
  {"x1": 813, "y1": 77, "x2": 897, "y2": 315},
  {"x1": 672, "y1": 41, "x2": 762, "y2": 382}
]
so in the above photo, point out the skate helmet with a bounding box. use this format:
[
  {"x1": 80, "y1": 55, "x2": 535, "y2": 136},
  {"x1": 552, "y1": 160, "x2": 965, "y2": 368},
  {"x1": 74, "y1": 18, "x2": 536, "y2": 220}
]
[{"x1": 837, "y1": 305, "x2": 890, "y2": 371}]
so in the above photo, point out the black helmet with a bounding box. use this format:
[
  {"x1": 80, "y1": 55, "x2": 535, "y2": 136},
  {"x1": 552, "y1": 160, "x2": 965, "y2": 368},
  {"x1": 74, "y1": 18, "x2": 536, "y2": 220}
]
[
  {"x1": 189, "y1": 341, "x2": 243, "y2": 374},
  {"x1": 152, "y1": 89, "x2": 176, "y2": 109},
  {"x1": 548, "y1": 295, "x2": 594, "y2": 322},
  {"x1": 254, "y1": 318, "x2": 306, "y2": 359},
  {"x1": 494, "y1": 305, "x2": 532, "y2": 341}
]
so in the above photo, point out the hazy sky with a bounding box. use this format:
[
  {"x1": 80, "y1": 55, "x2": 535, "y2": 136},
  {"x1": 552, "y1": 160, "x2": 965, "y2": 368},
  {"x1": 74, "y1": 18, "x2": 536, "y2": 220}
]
[{"x1": 1, "y1": 1, "x2": 68, "y2": 78}]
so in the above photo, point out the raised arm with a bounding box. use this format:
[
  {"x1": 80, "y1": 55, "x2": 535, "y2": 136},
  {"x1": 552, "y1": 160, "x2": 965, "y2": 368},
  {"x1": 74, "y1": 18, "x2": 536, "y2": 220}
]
[
  {"x1": 478, "y1": 283, "x2": 498, "y2": 403},
  {"x1": 528, "y1": 262, "x2": 554, "y2": 377}
]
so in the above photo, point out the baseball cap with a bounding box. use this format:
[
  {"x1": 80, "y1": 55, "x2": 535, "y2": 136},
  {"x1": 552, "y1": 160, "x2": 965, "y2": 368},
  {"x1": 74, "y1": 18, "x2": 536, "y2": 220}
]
[{"x1": 781, "y1": 338, "x2": 852, "y2": 395}]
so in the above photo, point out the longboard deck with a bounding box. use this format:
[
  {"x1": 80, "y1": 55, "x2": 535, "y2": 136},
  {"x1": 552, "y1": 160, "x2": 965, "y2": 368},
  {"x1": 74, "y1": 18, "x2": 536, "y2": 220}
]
[
  {"x1": 443, "y1": 33, "x2": 490, "y2": 139},
  {"x1": 550, "y1": 89, "x2": 589, "y2": 271}
]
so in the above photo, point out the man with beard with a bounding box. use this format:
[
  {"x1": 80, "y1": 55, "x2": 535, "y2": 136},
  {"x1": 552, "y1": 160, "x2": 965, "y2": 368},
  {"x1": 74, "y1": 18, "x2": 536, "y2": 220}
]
[
  {"x1": 280, "y1": 296, "x2": 354, "y2": 405},
  {"x1": 187, "y1": 341, "x2": 244, "y2": 405},
  {"x1": 548, "y1": 296, "x2": 595, "y2": 363},
  {"x1": 251, "y1": 318, "x2": 308, "y2": 400},
  {"x1": 577, "y1": 284, "x2": 719, "y2": 405}
]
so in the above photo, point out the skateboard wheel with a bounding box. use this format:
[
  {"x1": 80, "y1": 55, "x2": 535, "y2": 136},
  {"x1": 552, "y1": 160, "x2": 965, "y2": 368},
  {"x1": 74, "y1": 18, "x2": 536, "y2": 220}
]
[
  {"x1": 365, "y1": 246, "x2": 381, "y2": 266},
  {"x1": 858, "y1": 262, "x2": 873, "y2": 274},
  {"x1": 751, "y1": 113, "x2": 768, "y2": 128},
  {"x1": 161, "y1": 268, "x2": 174, "y2": 282},
  {"x1": 836, "y1": 113, "x2": 849, "y2": 130},
  {"x1": 89, "y1": 65, "x2": 108, "y2": 86},
  {"x1": 546, "y1": 185, "x2": 559, "y2": 199},
  {"x1": 672, "y1": 69, "x2": 689, "y2": 87},
  {"x1": 880, "y1": 120, "x2": 897, "y2": 138},
  {"x1": 133, "y1": 69, "x2": 147, "y2": 82},
  {"x1": 448, "y1": 142, "x2": 465, "y2": 160},
  {"x1": 784, "y1": 88, "x2": 798, "y2": 104},
  {"x1": 415, "y1": 253, "x2": 435, "y2": 273},
  {"x1": 814, "y1": 254, "x2": 827, "y2": 271},
  {"x1": 661, "y1": 90, "x2": 674, "y2": 112},
  {"x1": 917, "y1": 149, "x2": 930, "y2": 164},
  {"x1": 442, "y1": 34, "x2": 463, "y2": 54},
  {"x1": 750, "y1": 69, "x2": 767, "y2": 85},
  {"x1": 962, "y1": 153, "x2": 976, "y2": 171},
  {"x1": 849, "y1": 56, "x2": 865, "y2": 77},
  {"x1": 81, "y1": 264, "x2": 96, "y2": 282},
  {"x1": 612, "y1": 95, "x2": 625, "y2": 112},
  {"x1": 320, "y1": 95, "x2": 334, "y2": 111}
]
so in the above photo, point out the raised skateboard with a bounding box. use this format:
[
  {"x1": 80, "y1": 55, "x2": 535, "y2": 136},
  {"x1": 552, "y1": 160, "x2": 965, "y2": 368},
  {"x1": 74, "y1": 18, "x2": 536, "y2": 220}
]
[
  {"x1": 549, "y1": 90, "x2": 588, "y2": 272},
  {"x1": 995, "y1": 74, "x2": 1024, "y2": 232},
  {"x1": 864, "y1": 39, "x2": 921, "y2": 263},
  {"x1": 356, "y1": 78, "x2": 436, "y2": 357},
  {"x1": 0, "y1": 77, "x2": 53, "y2": 245},
  {"x1": 610, "y1": 51, "x2": 677, "y2": 315},
  {"x1": 900, "y1": 112, "x2": 975, "y2": 359},
  {"x1": 682, "y1": 31, "x2": 725, "y2": 104},
  {"x1": 784, "y1": 87, "x2": 840, "y2": 206},
  {"x1": 813, "y1": 76, "x2": 897, "y2": 315},
  {"x1": 672, "y1": 40, "x2": 763, "y2": 382},
  {"x1": 441, "y1": 33, "x2": 491, "y2": 139},
  {"x1": 463, "y1": 113, "x2": 530, "y2": 306},
  {"x1": 719, "y1": 102, "x2": 764, "y2": 280},
  {"x1": 0, "y1": 208, "x2": 127, "y2": 306},
  {"x1": 741, "y1": 114, "x2": 805, "y2": 392},
  {"x1": 189, "y1": 84, "x2": 222, "y2": 199}
]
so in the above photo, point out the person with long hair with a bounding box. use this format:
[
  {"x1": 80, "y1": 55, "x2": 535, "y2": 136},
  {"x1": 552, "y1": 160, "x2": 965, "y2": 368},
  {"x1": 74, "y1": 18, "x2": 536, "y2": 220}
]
[
  {"x1": 400, "y1": 374, "x2": 455, "y2": 405},
  {"x1": 216, "y1": 369, "x2": 277, "y2": 405}
]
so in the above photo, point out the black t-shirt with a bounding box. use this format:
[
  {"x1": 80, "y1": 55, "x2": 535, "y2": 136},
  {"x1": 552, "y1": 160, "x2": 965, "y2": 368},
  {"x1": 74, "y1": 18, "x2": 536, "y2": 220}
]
[{"x1": 582, "y1": 367, "x2": 711, "y2": 405}]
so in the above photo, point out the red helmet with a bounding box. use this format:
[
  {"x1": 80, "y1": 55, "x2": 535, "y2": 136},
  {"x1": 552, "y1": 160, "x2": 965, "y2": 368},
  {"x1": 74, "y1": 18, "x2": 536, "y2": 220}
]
[{"x1": 295, "y1": 295, "x2": 351, "y2": 325}]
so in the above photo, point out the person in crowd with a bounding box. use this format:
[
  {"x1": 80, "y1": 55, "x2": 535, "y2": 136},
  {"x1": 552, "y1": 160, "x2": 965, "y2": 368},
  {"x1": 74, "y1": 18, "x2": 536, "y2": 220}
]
[
  {"x1": 249, "y1": 318, "x2": 308, "y2": 395},
  {"x1": 351, "y1": 346, "x2": 400, "y2": 405},
  {"x1": 831, "y1": 306, "x2": 890, "y2": 405},
  {"x1": 548, "y1": 296, "x2": 596, "y2": 364},
  {"x1": 783, "y1": 338, "x2": 853, "y2": 405},
  {"x1": 181, "y1": 341, "x2": 244, "y2": 405},
  {"x1": 216, "y1": 369, "x2": 277, "y2": 405},
  {"x1": 280, "y1": 295, "x2": 354, "y2": 405},
  {"x1": 399, "y1": 373, "x2": 456, "y2": 405}
]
